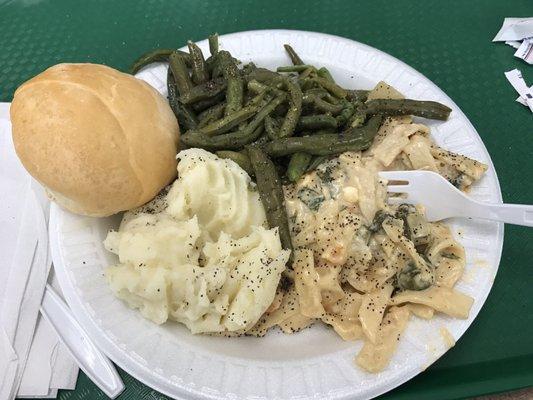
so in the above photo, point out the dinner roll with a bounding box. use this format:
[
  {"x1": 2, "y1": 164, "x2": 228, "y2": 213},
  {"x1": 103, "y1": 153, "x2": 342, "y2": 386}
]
[{"x1": 11, "y1": 63, "x2": 179, "y2": 217}]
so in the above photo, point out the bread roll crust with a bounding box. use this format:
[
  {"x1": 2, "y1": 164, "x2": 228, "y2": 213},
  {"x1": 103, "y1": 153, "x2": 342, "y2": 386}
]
[{"x1": 11, "y1": 63, "x2": 179, "y2": 216}]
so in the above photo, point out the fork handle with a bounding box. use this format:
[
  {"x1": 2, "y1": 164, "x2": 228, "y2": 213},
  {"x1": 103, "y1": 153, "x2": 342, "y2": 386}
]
[{"x1": 469, "y1": 202, "x2": 533, "y2": 227}]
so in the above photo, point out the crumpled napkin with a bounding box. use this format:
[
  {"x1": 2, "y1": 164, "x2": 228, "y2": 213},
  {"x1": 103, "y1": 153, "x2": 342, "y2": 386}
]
[{"x1": 0, "y1": 103, "x2": 79, "y2": 399}]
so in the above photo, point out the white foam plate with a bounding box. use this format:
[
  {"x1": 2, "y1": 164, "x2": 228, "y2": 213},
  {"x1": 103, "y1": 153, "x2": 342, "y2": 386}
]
[{"x1": 49, "y1": 30, "x2": 504, "y2": 400}]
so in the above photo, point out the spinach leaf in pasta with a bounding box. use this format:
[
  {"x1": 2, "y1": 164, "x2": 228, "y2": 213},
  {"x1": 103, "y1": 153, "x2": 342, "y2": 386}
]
[{"x1": 396, "y1": 261, "x2": 433, "y2": 291}]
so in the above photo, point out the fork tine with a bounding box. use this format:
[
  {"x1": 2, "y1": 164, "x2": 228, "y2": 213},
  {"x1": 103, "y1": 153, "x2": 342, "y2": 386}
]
[
  {"x1": 387, "y1": 197, "x2": 407, "y2": 205},
  {"x1": 378, "y1": 171, "x2": 413, "y2": 181},
  {"x1": 386, "y1": 185, "x2": 410, "y2": 193}
]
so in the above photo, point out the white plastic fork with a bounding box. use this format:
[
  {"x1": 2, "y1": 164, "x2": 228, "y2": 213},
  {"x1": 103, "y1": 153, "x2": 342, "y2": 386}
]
[{"x1": 379, "y1": 170, "x2": 533, "y2": 227}]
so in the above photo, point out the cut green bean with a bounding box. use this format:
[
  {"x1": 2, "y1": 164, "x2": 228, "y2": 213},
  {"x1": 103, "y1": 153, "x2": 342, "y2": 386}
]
[
  {"x1": 169, "y1": 51, "x2": 193, "y2": 95},
  {"x1": 264, "y1": 115, "x2": 280, "y2": 139},
  {"x1": 247, "y1": 79, "x2": 269, "y2": 94},
  {"x1": 306, "y1": 129, "x2": 336, "y2": 135},
  {"x1": 348, "y1": 108, "x2": 367, "y2": 128},
  {"x1": 252, "y1": 133, "x2": 271, "y2": 146},
  {"x1": 208, "y1": 33, "x2": 219, "y2": 56},
  {"x1": 247, "y1": 146, "x2": 293, "y2": 256},
  {"x1": 297, "y1": 114, "x2": 338, "y2": 130},
  {"x1": 167, "y1": 68, "x2": 197, "y2": 130},
  {"x1": 277, "y1": 79, "x2": 302, "y2": 138},
  {"x1": 241, "y1": 62, "x2": 257, "y2": 76},
  {"x1": 129, "y1": 49, "x2": 190, "y2": 75},
  {"x1": 313, "y1": 97, "x2": 343, "y2": 114},
  {"x1": 305, "y1": 88, "x2": 339, "y2": 104},
  {"x1": 179, "y1": 77, "x2": 226, "y2": 104},
  {"x1": 196, "y1": 93, "x2": 264, "y2": 136},
  {"x1": 181, "y1": 124, "x2": 264, "y2": 151},
  {"x1": 345, "y1": 114, "x2": 383, "y2": 140},
  {"x1": 244, "y1": 95, "x2": 286, "y2": 135},
  {"x1": 364, "y1": 99, "x2": 452, "y2": 120},
  {"x1": 197, "y1": 102, "x2": 226, "y2": 128},
  {"x1": 216, "y1": 150, "x2": 254, "y2": 176},
  {"x1": 277, "y1": 65, "x2": 315, "y2": 73},
  {"x1": 287, "y1": 152, "x2": 312, "y2": 182},
  {"x1": 217, "y1": 51, "x2": 244, "y2": 116},
  {"x1": 299, "y1": 66, "x2": 317, "y2": 80},
  {"x1": 335, "y1": 100, "x2": 356, "y2": 126},
  {"x1": 191, "y1": 93, "x2": 225, "y2": 112},
  {"x1": 187, "y1": 41, "x2": 209, "y2": 85},
  {"x1": 347, "y1": 89, "x2": 369, "y2": 102},
  {"x1": 317, "y1": 67, "x2": 335, "y2": 83},
  {"x1": 283, "y1": 44, "x2": 304, "y2": 65},
  {"x1": 247, "y1": 79, "x2": 285, "y2": 97},
  {"x1": 265, "y1": 115, "x2": 382, "y2": 157},
  {"x1": 312, "y1": 76, "x2": 347, "y2": 98},
  {"x1": 182, "y1": 95, "x2": 285, "y2": 150},
  {"x1": 306, "y1": 155, "x2": 329, "y2": 172},
  {"x1": 245, "y1": 67, "x2": 283, "y2": 84}
]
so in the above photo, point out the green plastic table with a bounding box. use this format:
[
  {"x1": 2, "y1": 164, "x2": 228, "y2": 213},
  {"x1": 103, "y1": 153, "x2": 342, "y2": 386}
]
[{"x1": 2, "y1": 0, "x2": 532, "y2": 399}]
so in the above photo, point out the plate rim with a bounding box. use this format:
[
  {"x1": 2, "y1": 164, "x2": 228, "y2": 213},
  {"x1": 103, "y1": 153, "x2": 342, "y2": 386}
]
[{"x1": 49, "y1": 29, "x2": 504, "y2": 400}]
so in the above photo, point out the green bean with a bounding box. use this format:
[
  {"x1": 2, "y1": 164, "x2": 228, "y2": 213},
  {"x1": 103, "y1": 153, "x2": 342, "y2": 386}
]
[
  {"x1": 197, "y1": 93, "x2": 265, "y2": 136},
  {"x1": 305, "y1": 88, "x2": 339, "y2": 104},
  {"x1": 241, "y1": 62, "x2": 257, "y2": 76},
  {"x1": 298, "y1": 77, "x2": 315, "y2": 91},
  {"x1": 247, "y1": 79, "x2": 268, "y2": 95},
  {"x1": 348, "y1": 108, "x2": 367, "y2": 128},
  {"x1": 265, "y1": 115, "x2": 382, "y2": 157},
  {"x1": 208, "y1": 33, "x2": 219, "y2": 56},
  {"x1": 247, "y1": 80, "x2": 285, "y2": 98},
  {"x1": 181, "y1": 124, "x2": 264, "y2": 151},
  {"x1": 252, "y1": 133, "x2": 271, "y2": 147},
  {"x1": 197, "y1": 102, "x2": 226, "y2": 128},
  {"x1": 313, "y1": 97, "x2": 343, "y2": 114},
  {"x1": 245, "y1": 68, "x2": 283, "y2": 84},
  {"x1": 317, "y1": 67, "x2": 335, "y2": 83},
  {"x1": 335, "y1": 100, "x2": 356, "y2": 126},
  {"x1": 167, "y1": 68, "x2": 197, "y2": 130},
  {"x1": 179, "y1": 77, "x2": 226, "y2": 104},
  {"x1": 347, "y1": 89, "x2": 369, "y2": 102},
  {"x1": 299, "y1": 66, "x2": 317, "y2": 80},
  {"x1": 244, "y1": 95, "x2": 286, "y2": 135},
  {"x1": 283, "y1": 44, "x2": 304, "y2": 65},
  {"x1": 182, "y1": 95, "x2": 285, "y2": 150},
  {"x1": 287, "y1": 152, "x2": 312, "y2": 182},
  {"x1": 302, "y1": 92, "x2": 316, "y2": 105},
  {"x1": 297, "y1": 114, "x2": 338, "y2": 130},
  {"x1": 208, "y1": 56, "x2": 222, "y2": 78},
  {"x1": 345, "y1": 114, "x2": 383, "y2": 140},
  {"x1": 277, "y1": 79, "x2": 302, "y2": 138},
  {"x1": 216, "y1": 150, "x2": 254, "y2": 176},
  {"x1": 187, "y1": 41, "x2": 209, "y2": 85},
  {"x1": 176, "y1": 103, "x2": 199, "y2": 132},
  {"x1": 169, "y1": 51, "x2": 193, "y2": 95},
  {"x1": 129, "y1": 49, "x2": 189, "y2": 75},
  {"x1": 364, "y1": 99, "x2": 452, "y2": 120},
  {"x1": 264, "y1": 115, "x2": 280, "y2": 139},
  {"x1": 277, "y1": 65, "x2": 315, "y2": 73},
  {"x1": 247, "y1": 146, "x2": 293, "y2": 256},
  {"x1": 217, "y1": 51, "x2": 244, "y2": 116},
  {"x1": 191, "y1": 93, "x2": 225, "y2": 112},
  {"x1": 306, "y1": 129, "x2": 336, "y2": 135},
  {"x1": 306, "y1": 155, "x2": 329, "y2": 172},
  {"x1": 312, "y1": 76, "x2": 347, "y2": 98}
]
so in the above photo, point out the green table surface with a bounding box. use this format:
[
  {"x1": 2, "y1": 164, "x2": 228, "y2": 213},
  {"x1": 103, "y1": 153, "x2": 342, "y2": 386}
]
[{"x1": 2, "y1": 0, "x2": 532, "y2": 399}]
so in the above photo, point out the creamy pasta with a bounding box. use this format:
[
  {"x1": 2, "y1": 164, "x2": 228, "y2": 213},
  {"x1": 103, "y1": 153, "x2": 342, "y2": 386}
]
[{"x1": 245, "y1": 82, "x2": 487, "y2": 373}]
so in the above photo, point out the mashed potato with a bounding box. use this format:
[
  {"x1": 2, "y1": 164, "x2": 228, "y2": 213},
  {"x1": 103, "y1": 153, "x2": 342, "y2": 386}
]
[{"x1": 104, "y1": 149, "x2": 290, "y2": 334}]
